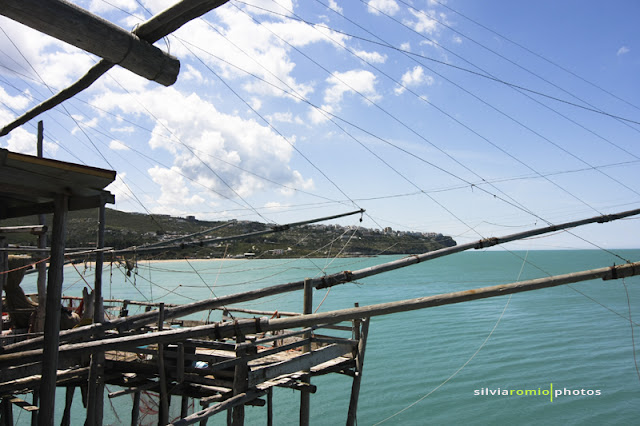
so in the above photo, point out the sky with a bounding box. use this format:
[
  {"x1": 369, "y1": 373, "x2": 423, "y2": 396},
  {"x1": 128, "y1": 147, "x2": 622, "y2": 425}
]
[{"x1": 0, "y1": 0, "x2": 639, "y2": 250}]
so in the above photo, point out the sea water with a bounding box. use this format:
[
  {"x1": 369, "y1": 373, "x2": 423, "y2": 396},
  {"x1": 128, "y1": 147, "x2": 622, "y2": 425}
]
[{"x1": 12, "y1": 250, "x2": 640, "y2": 425}]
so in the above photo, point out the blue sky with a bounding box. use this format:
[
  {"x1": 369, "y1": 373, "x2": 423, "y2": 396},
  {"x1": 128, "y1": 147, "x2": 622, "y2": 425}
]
[{"x1": 1, "y1": 0, "x2": 639, "y2": 249}]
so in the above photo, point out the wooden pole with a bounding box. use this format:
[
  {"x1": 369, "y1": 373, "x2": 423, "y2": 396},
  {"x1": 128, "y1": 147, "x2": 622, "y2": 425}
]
[
  {"x1": 1, "y1": 397, "x2": 13, "y2": 425},
  {"x1": 158, "y1": 303, "x2": 169, "y2": 425},
  {"x1": 0, "y1": 0, "x2": 179, "y2": 85},
  {"x1": 231, "y1": 333, "x2": 247, "y2": 426},
  {"x1": 131, "y1": 391, "x2": 141, "y2": 426},
  {"x1": 266, "y1": 388, "x2": 273, "y2": 426},
  {"x1": 299, "y1": 279, "x2": 312, "y2": 426},
  {"x1": 38, "y1": 193, "x2": 67, "y2": 426},
  {"x1": 3, "y1": 261, "x2": 639, "y2": 367},
  {"x1": 61, "y1": 387, "x2": 75, "y2": 426},
  {"x1": 38, "y1": 207, "x2": 640, "y2": 346},
  {"x1": 0, "y1": 238, "x2": 6, "y2": 335},
  {"x1": 30, "y1": 392, "x2": 38, "y2": 426},
  {"x1": 347, "y1": 317, "x2": 369, "y2": 426},
  {"x1": 36, "y1": 121, "x2": 47, "y2": 335},
  {"x1": 85, "y1": 203, "x2": 107, "y2": 426},
  {"x1": 0, "y1": 0, "x2": 231, "y2": 137}
]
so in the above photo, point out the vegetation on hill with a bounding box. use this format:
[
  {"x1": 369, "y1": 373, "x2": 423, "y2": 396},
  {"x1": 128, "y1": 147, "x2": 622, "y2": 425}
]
[{"x1": 2, "y1": 208, "x2": 456, "y2": 259}]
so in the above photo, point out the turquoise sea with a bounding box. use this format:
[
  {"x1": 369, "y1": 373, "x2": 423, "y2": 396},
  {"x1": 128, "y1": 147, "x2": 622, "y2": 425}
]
[{"x1": 15, "y1": 249, "x2": 640, "y2": 425}]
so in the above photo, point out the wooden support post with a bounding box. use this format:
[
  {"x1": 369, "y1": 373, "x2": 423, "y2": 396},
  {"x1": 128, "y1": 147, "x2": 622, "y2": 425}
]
[
  {"x1": 35, "y1": 120, "x2": 47, "y2": 334},
  {"x1": 0, "y1": 238, "x2": 6, "y2": 334},
  {"x1": 31, "y1": 391, "x2": 38, "y2": 426},
  {"x1": 300, "y1": 278, "x2": 312, "y2": 426},
  {"x1": 39, "y1": 193, "x2": 67, "y2": 426},
  {"x1": 158, "y1": 303, "x2": 169, "y2": 426},
  {"x1": 131, "y1": 391, "x2": 141, "y2": 426},
  {"x1": 86, "y1": 202, "x2": 107, "y2": 426},
  {"x1": 231, "y1": 333, "x2": 247, "y2": 426},
  {"x1": 61, "y1": 387, "x2": 75, "y2": 426},
  {"x1": 347, "y1": 317, "x2": 370, "y2": 426},
  {"x1": 266, "y1": 388, "x2": 273, "y2": 426},
  {"x1": 1, "y1": 397, "x2": 13, "y2": 426}
]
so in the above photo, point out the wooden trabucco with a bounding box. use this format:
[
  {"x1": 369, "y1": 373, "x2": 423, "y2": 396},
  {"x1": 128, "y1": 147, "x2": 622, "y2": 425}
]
[{"x1": 0, "y1": 297, "x2": 371, "y2": 426}]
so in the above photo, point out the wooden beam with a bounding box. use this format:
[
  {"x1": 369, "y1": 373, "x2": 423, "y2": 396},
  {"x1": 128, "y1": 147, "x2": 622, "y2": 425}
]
[
  {"x1": 3, "y1": 259, "x2": 638, "y2": 368},
  {"x1": 3, "y1": 205, "x2": 639, "y2": 355},
  {"x1": 0, "y1": 0, "x2": 179, "y2": 85},
  {"x1": 0, "y1": 225, "x2": 47, "y2": 235},
  {"x1": 248, "y1": 343, "x2": 353, "y2": 388},
  {"x1": 0, "y1": 0, "x2": 230, "y2": 137},
  {"x1": 169, "y1": 390, "x2": 267, "y2": 426}
]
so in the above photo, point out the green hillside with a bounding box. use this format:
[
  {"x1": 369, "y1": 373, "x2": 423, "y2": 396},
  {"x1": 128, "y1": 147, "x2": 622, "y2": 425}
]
[{"x1": 2, "y1": 208, "x2": 456, "y2": 259}]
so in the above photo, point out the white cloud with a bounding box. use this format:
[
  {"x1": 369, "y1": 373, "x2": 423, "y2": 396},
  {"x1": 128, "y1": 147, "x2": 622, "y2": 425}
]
[
  {"x1": 148, "y1": 165, "x2": 205, "y2": 212},
  {"x1": 405, "y1": 8, "x2": 439, "y2": 35},
  {"x1": 394, "y1": 66, "x2": 434, "y2": 95},
  {"x1": 0, "y1": 87, "x2": 30, "y2": 111},
  {"x1": 109, "y1": 139, "x2": 131, "y2": 151},
  {"x1": 353, "y1": 49, "x2": 387, "y2": 64},
  {"x1": 92, "y1": 87, "x2": 310, "y2": 201},
  {"x1": 308, "y1": 104, "x2": 334, "y2": 124},
  {"x1": 324, "y1": 70, "x2": 380, "y2": 105},
  {"x1": 110, "y1": 126, "x2": 135, "y2": 133},
  {"x1": 367, "y1": 0, "x2": 400, "y2": 16},
  {"x1": 328, "y1": 0, "x2": 343, "y2": 14},
  {"x1": 182, "y1": 64, "x2": 205, "y2": 83},
  {"x1": 617, "y1": 46, "x2": 630, "y2": 56}
]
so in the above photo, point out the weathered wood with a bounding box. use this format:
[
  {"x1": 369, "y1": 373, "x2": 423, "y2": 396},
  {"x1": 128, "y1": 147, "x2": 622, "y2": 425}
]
[
  {"x1": 36, "y1": 122, "x2": 47, "y2": 335},
  {"x1": 231, "y1": 334, "x2": 248, "y2": 426},
  {"x1": 300, "y1": 278, "x2": 313, "y2": 426},
  {"x1": 86, "y1": 203, "x2": 107, "y2": 426},
  {"x1": 266, "y1": 388, "x2": 273, "y2": 426},
  {"x1": 248, "y1": 343, "x2": 353, "y2": 388},
  {"x1": 31, "y1": 391, "x2": 38, "y2": 425},
  {"x1": 38, "y1": 194, "x2": 67, "y2": 426},
  {"x1": 60, "y1": 387, "x2": 74, "y2": 426},
  {"x1": 0, "y1": 366, "x2": 89, "y2": 395},
  {"x1": 1, "y1": 397, "x2": 13, "y2": 425},
  {"x1": 0, "y1": 226, "x2": 47, "y2": 235},
  {"x1": 158, "y1": 303, "x2": 169, "y2": 425},
  {"x1": 108, "y1": 381, "x2": 157, "y2": 398},
  {"x1": 181, "y1": 395, "x2": 190, "y2": 420},
  {"x1": 131, "y1": 391, "x2": 141, "y2": 426},
  {"x1": 347, "y1": 317, "x2": 369, "y2": 426},
  {"x1": 170, "y1": 390, "x2": 267, "y2": 426},
  {"x1": 0, "y1": 0, "x2": 179, "y2": 85},
  {"x1": 0, "y1": 238, "x2": 7, "y2": 334},
  {"x1": 7, "y1": 396, "x2": 38, "y2": 412},
  {"x1": 3, "y1": 260, "x2": 639, "y2": 369},
  {"x1": 0, "y1": 0, "x2": 231, "y2": 137}
]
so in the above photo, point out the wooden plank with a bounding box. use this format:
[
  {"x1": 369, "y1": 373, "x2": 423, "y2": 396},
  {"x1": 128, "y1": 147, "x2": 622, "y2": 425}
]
[
  {"x1": 0, "y1": 0, "x2": 179, "y2": 85},
  {"x1": 8, "y1": 396, "x2": 38, "y2": 412},
  {"x1": 248, "y1": 343, "x2": 352, "y2": 388}
]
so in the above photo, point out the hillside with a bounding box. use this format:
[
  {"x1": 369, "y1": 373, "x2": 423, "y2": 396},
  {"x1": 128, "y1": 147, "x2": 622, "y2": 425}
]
[{"x1": 2, "y1": 208, "x2": 456, "y2": 259}]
